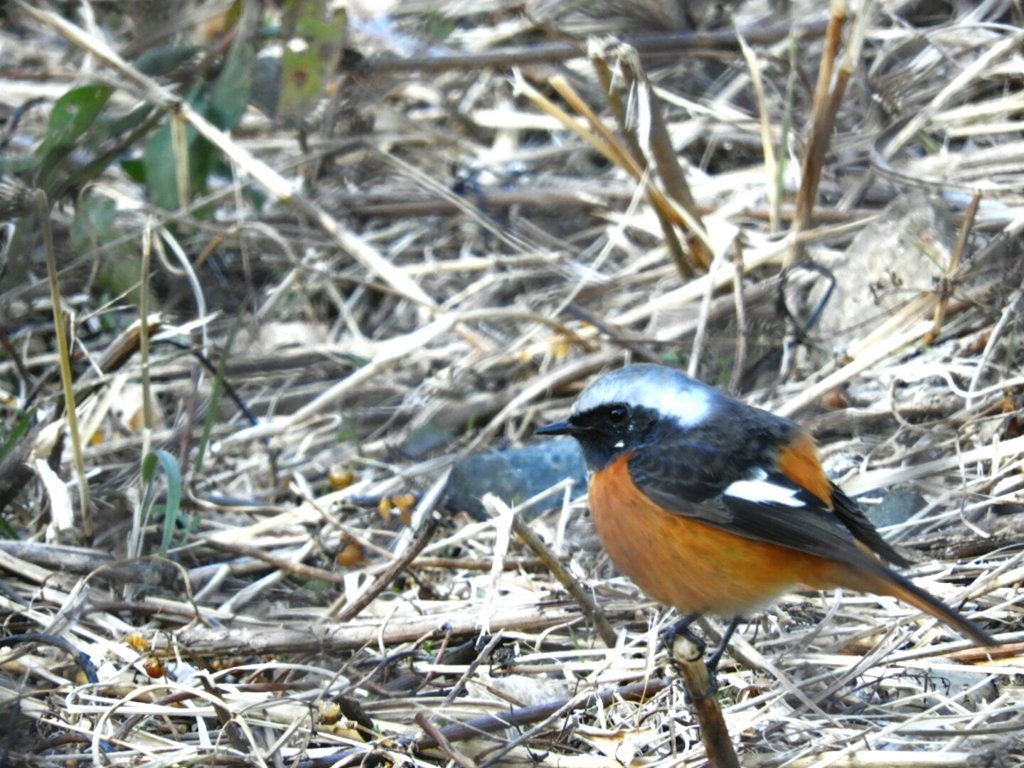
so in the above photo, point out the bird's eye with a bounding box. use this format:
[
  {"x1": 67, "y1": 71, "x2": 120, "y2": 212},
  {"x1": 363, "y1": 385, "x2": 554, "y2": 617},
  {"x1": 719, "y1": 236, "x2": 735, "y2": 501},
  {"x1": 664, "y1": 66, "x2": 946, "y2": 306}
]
[{"x1": 607, "y1": 405, "x2": 628, "y2": 424}]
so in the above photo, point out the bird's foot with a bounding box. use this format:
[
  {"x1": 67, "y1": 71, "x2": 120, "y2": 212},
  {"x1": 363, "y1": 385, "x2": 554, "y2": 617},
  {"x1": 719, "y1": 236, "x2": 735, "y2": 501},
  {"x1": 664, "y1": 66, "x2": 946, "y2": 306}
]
[
  {"x1": 661, "y1": 615, "x2": 743, "y2": 702},
  {"x1": 661, "y1": 615, "x2": 717, "y2": 702}
]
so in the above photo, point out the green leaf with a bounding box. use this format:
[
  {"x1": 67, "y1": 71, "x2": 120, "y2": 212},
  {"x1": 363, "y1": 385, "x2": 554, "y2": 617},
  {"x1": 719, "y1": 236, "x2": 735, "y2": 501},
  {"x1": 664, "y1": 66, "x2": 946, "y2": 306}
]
[
  {"x1": 0, "y1": 155, "x2": 40, "y2": 175},
  {"x1": 195, "y1": 313, "x2": 246, "y2": 473},
  {"x1": 133, "y1": 45, "x2": 203, "y2": 77},
  {"x1": 142, "y1": 122, "x2": 180, "y2": 210},
  {"x1": 88, "y1": 102, "x2": 156, "y2": 149},
  {"x1": 34, "y1": 84, "x2": 116, "y2": 196},
  {"x1": 141, "y1": 449, "x2": 182, "y2": 557},
  {"x1": 249, "y1": 56, "x2": 281, "y2": 118},
  {"x1": 209, "y1": 36, "x2": 254, "y2": 131},
  {"x1": 120, "y1": 157, "x2": 145, "y2": 183},
  {"x1": 37, "y1": 84, "x2": 114, "y2": 156},
  {"x1": 0, "y1": 519, "x2": 17, "y2": 539},
  {"x1": 39, "y1": 101, "x2": 160, "y2": 204},
  {"x1": 143, "y1": 88, "x2": 226, "y2": 210},
  {"x1": 70, "y1": 195, "x2": 152, "y2": 306},
  {"x1": 277, "y1": 0, "x2": 347, "y2": 121},
  {"x1": 0, "y1": 407, "x2": 36, "y2": 466},
  {"x1": 143, "y1": 120, "x2": 214, "y2": 210}
]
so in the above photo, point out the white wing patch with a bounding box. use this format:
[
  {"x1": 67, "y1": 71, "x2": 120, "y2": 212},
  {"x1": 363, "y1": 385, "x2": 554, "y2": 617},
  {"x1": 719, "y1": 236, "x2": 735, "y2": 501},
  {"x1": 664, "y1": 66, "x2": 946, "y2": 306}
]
[{"x1": 724, "y1": 469, "x2": 806, "y2": 508}]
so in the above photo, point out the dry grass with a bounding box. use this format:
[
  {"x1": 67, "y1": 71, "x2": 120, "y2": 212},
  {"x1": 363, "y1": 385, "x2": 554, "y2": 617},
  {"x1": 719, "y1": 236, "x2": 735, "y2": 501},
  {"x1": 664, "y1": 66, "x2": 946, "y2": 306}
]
[{"x1": 1, "y1": 0, "x2": 1023, "y2": 765}]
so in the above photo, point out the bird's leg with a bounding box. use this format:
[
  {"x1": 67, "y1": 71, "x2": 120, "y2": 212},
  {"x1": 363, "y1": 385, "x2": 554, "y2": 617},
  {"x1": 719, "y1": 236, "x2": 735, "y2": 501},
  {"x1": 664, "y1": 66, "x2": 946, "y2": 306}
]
[
  {"x1": 661, "y1": 614, "x2": 742, "y2": 701},
  {"x1": 661, "y1": 613, "x2": 703, "y2": 656},
  {"x1": 705, "y1": 616, "x2": 741, "y2": 672}
]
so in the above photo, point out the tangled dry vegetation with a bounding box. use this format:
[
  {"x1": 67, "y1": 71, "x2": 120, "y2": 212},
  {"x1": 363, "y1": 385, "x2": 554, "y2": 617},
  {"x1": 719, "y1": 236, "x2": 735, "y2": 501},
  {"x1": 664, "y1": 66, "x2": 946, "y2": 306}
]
[{"x1": 2, "y1": 0, "x2": 1024, "y2": 765}]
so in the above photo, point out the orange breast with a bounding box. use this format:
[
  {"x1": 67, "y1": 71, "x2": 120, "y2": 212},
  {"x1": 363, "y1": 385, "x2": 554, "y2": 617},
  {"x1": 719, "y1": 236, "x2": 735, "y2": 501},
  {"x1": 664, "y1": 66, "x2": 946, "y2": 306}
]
[{"x1": 588, "y1": 453, "x2": 843, "y2": 617}]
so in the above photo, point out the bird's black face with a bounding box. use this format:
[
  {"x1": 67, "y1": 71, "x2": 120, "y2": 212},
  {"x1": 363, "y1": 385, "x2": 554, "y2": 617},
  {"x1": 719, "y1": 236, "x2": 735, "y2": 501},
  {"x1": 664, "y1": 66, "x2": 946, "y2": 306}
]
[{"x1": 537, "y1": 403, "x2": 659, "y2": 471}]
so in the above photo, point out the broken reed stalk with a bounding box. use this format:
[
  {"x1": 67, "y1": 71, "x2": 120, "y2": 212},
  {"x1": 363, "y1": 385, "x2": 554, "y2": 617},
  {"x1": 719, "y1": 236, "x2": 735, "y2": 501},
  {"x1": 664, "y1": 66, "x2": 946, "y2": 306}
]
[
  {"x1": 788, "y1": 0, "x2": 848, "y2": 268},
  {"x1": 331, "y1": 512, "x2": 440, "y2": 621},
  {"x1": 364, "y1": 19, "x2": 831, "y2": 73},
  {"x1": 671, "y1": 633, "x2": 740, "y2": 768},
  {"x1": 927, "y1": 189, "x2": 980, "y2": 344},
  {"x1": 38, "y1": 189, "x2": 92, "y2": 539},
  {"x1": 511, "y1": 514, "x2": 619, "y2": 648},
  {"x1": 589, "y1": 41, "x2": 710, "y2": 274}
]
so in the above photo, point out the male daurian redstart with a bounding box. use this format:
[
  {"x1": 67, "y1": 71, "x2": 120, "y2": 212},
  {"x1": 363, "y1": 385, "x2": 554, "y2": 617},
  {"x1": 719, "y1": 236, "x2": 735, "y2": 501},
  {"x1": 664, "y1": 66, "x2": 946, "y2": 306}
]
[{"x1": 537, "y1": 364, "x2": 996, "y2": 650}]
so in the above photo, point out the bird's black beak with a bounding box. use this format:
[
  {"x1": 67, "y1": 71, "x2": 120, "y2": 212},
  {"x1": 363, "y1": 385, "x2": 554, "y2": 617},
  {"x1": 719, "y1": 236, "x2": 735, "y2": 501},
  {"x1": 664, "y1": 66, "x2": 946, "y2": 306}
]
[{"x1": 536, "y1": 420, "x2": 572, "y2": 436}]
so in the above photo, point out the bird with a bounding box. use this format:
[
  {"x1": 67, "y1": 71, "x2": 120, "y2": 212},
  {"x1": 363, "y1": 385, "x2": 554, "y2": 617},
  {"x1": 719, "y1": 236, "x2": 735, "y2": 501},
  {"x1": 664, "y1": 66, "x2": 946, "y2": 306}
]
[{"x1": 536, "y1": 363, "x2": 997, "y2": 659}]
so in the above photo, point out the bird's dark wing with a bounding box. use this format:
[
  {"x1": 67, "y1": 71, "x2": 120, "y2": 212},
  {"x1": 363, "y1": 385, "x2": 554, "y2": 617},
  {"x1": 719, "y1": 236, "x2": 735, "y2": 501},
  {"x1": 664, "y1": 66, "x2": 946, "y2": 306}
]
[
  {"x1": 829, "y1": 483, "x2": 909, "y2": 566},
  {"x1": 628, "y1": 443, "x2": 889, "y2": 570},
  {"x1": 627, "y1": 441, "x2": 994, "y2": 647}
]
